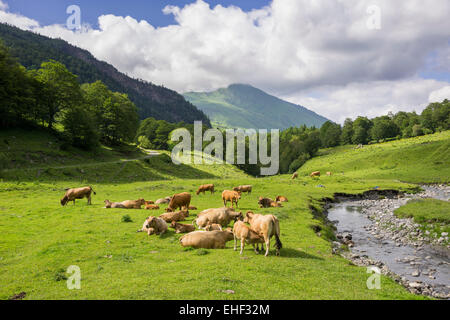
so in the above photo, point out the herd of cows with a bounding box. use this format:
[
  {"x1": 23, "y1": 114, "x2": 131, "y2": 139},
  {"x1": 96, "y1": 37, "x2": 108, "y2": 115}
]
[{"x1": 59, "y1": 171, "x2": 328, "y2": 257}]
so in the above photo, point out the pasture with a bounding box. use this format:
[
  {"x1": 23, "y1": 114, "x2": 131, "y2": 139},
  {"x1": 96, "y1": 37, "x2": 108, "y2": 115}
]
[{"x1": 1, "y1": 130, "x2": 449, "y2": 300}]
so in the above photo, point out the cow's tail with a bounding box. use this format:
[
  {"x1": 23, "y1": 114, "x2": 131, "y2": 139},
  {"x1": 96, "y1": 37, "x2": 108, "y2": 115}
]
[
  {"x1": 272, "y1": 216, "x2": 283, "y2": 253},
  {"x1": 90, "y1": 186, "x2": 97, "y2": 195}
]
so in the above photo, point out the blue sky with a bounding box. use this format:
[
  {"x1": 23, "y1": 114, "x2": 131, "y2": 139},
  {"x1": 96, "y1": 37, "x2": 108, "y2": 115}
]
[{"x1": 5, "y1": 0, "x2": 268, "y2": 28}]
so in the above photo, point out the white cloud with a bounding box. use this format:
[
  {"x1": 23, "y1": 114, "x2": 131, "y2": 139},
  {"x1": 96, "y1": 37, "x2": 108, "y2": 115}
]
[
  {"x1": 429, "y1": 86, "x2": 450, "y2": 103},
  {"x1": 0, "y1": 0, "x2": 449, "y2": 122},
  {"x1": 283, "y1": 79, "x2": 449, "y2": 123},
  {"x1": 0, "y1": 1, "x2": 7, "y2": 11}
]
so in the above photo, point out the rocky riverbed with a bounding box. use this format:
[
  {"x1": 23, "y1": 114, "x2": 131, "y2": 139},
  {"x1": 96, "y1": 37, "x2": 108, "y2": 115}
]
[{"x1": 328, "y1": 185, "x2": 450, "y2": 299}]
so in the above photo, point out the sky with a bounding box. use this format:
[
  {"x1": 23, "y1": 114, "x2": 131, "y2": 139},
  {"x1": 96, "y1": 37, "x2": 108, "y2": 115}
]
[{"x1": 1, "y1": 0, "x2": 449, "y2": 123}]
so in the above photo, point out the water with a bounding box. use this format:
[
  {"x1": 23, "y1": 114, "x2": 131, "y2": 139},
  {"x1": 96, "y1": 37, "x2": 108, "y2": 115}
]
[{"x1": 328, "y1": 188, "x2": 450, "y2": 296}]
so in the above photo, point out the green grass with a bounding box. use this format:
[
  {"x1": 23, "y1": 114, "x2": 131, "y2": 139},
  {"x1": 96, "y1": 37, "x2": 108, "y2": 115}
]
[
  {"x1": 1, "y1": 130, "x2": 449, "y2": 300},
  {"x1": 298, "y1": 131, "x2": 450, "y2": 184},
  {"x1": 395, "y1": 199, "x2": 450, "y2": 224}
]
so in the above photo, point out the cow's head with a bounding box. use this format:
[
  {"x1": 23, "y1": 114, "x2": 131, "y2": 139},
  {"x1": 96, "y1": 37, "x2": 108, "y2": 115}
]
[
  {"x1": 170, "y1": 221, "x2": 177, "y2": 228},
  {"x1": 244, "y1": 211, "x2": 254, "y2": 224},
  {"x1": 145, "y1": 216, "x2": 156, "y2": 229},
  {"x1": 138, "y1": 199, "x2": 146, "y2": 205},
  {"x1": 60, "y1": 196, "x2": 69, "y2": 206},
  {"x1": 233, "y1": 211, "x2": 243, "y2": 222}
]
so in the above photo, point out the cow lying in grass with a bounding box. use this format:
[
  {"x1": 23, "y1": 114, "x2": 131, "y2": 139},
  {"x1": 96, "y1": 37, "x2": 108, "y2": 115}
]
[
  {"x1": 244, "y1": 212, "x2": 282, "y2": 257},
  {"x1": 61, "y1": 187, "x2": 96, "y2": 206},
  {"x1": 195, "y1": 207, "x2": 242, "y2": 229},
  {"x1": 159, "y1": 210, "x2": 189, "y2": 223},
  {"x1": 276, "y1": 196, "x2": 289, "y2": 203},
  {"x1": 145, "y1": 204, "x2": 160, "y2": 210},
  {"x1": 104, "y1": 200, "x2": 126, "y2": 209},
  {"x1": 139, "y1": 216, "x2": 168, "y2": 236},
  {"x1": 171, "y1": 221, "x2": 196, "y2": 234},
  {"x1": 166, "y1": 193, "x2": 191, "y2": 212},
  {"x1": 196, "y1": 184, "x2": 215, "y2": 195},
  {"x1": 233, "y1": 221, "x2": 265, "y2": 255},
  {"x1": 180, "y1": 230, "x2": 234, "y2": 249},
  {"x1": 258, "y1": 197, "x2": 283, "y2": 208}
]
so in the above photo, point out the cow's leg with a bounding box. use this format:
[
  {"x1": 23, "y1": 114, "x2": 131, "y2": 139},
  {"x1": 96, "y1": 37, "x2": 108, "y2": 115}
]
[
  {"x1": 88, "y1": 195, "x2": 92, "y2": 205},
  {"x1": 240, "y1": 239, "x2": 245, "y2": 255},
  {"x1": 234, "y1": 235, "x2": 237, "y2": 251},
  {"x1": 253, "y1": 244, "x2": 259, "y2": 254},
  {"x1": 73, "y1": 200, "x2": 76, "y2": 205},
  {"x1": 264, "y1": 237, "x2": 270, "y2": 257}
]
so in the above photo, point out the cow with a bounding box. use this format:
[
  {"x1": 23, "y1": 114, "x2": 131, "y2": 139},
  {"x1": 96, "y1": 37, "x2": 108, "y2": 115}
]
[
  {"x1": 310, "y1": 171, "x2": 321, "y2": 178},
  {"x1": 233, "y1": 185, "x2": 252, "y2": 195},
  {"x1": 291, "y1": 172, "x2": 298, "y2": 180},
  {"x1": 205, "y1": 224, "x2": 223, "y2": 231},
  {"x1": 276, "y1": 196, "x2": 289, "y2": 203},
  {"x1": 104, "y1": 200, "x2": 126, "y2": 209},
  {"x1": 145, "y1": 204, "x2": 160, "y2": 210},
  {"x1": 222, "y1": 190, "x2": 241, "y2": 208},
  {"x1": 121, "y1": 199, "x2": 146, "y2": 209},
  {"x1": 155, "y1": 197, "x2": 172, "y2": 205},
  {"x1": 196, "y1": 184, "x2": 215, "y2": 195},
  {"x1": 179, "y1": 230, "x2": 234, "y2": 249},
  {"x1": 171, "y1": 221, "x2": 196, "y2": 234},
  {"x1": 326, "y1": 172, "x2": 332, "y2": 176},
  {"x1": 159, "y1": 210, "x2": 189, "y2": 223},
  {"x1": 166, "y1": 193, "x2": 191, "y2": 212},
  {"x1": 139, "y1": 216, "x2": 168, "y2": 236},
  {"x1": 145, "y1": 200, "x2": 155, "y2": 205},
  {"x1": 258, "y1": 197, "x2": 282, "y2": 208},
  {"x1": 244, "y1": 212, "x2": 282, "y2": 257},
  {"x1": 195, "y1": 207, "x2": 243, "y2": 229},
  {"x1": 233, "y1": 221, "x2": 265, "y2": 255},
  {"x1": 61, "y1": 187, "x2": 96, "y2": 206}
]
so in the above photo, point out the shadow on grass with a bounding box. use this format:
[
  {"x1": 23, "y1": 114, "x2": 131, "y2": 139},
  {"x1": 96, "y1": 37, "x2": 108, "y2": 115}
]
[{"x1": 280, "y1": 248, "x2": 324, "y2": 260}]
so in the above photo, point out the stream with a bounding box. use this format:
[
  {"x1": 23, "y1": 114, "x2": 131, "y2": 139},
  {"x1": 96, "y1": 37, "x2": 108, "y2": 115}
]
[{"x1": 327, "y1": 185, "x2": 450, "y2": 299}]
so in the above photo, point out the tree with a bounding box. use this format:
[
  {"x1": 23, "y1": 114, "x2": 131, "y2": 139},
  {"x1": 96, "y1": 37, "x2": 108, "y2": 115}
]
[
  {"x1": 370, "y1": 116, "x2": 400, "y2": 141},
  {"x1": 320, "y1": 121, "x2": 342, "y2": 148},
  {"x1": 62, "y1": 105, "x2": 99, "y2": 150},
  {"x1": 352, "y1": 117, "x2": 372, "y2": 145},
  {"x1": 35, "y1": 60, "x2": 82, "y2": 129},
  {"x1": 341, "y1": 118, "x2": 354, "y2": 145}
]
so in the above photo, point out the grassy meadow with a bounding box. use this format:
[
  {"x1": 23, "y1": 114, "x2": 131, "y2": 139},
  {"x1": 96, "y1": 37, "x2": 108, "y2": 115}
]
[{"x1": 0, "y1": 129, "x2": 449, "y2": 300}]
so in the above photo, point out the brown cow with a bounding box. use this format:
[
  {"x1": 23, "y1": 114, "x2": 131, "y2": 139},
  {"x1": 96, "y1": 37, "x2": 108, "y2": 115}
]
[
  {"x1": 145, "y1": 200, "x2": 155, "y2": 205},
  {"x1": 233, "y1": 185, "x2": 252, "y2": 195},
  {"x1": 205, "y1": 224, "x2": 223, "y2": 231},
  {"x1": 258, "y1": 197, "x2": 282, "y2": 208},
  {"x1": 166, "y1": 193, "x2": 191, "y2": 212},
  {"x1": 139, "y1": 216, "x2": 168, "y2": 236},
  {"x1": 276, "y1": 196, "x2": 289, "y2": 203},
  {"x1": 233, "y1": 221, "x2": 265, "y2": 255},
  {"x1": 145, "y1": 204, "x2": 160, "y2": 210},
  {"x1": 222, "y1": 190, "x2": 241, "y2": 208},
  {"x1": 159, "y1": 210, "x2": 189, "y2": 223},
  {"x1": 180, "y1": 230, "x2": 234, "y2": 249},
  {"x1": 171, "y1": 221, "x2": 196, "y2": 234},
  {"x1": 61, "y1": 187, "x2": 96, "y2": 206},
  {"x1": 326, "y1": 172, "x2": 332, "y2": 176},
  {"x1": 104, "y1": 200, "x2": 126, "y2": 209},
  {"x1": 291, "y1": 172, "x2": 298, "y2": 180},
  {"x1": 121, "y1": 199, "x2": 146, "y2": 209},
  {"x1": 196, "y1": 184, "x2": 215, "y2": 195},
  {"x1": 195, "y1": 207, "x2": 243, "y2": 229},
  {"x1": 155, "y1": 197, "x2": 172, "y2": 205},
  {"x1": 244, "y1": 212, "x2": 282, "y2": 257},
  {"x1": 310, "y1": 171, "x2": 321, "y2": 178}
]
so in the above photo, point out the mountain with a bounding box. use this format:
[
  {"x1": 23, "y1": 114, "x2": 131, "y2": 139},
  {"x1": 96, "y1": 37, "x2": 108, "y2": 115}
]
[
  {"x1": 184, "y1": 84, "x2": 328, "y2": 130},
  {"x1": 0, "y1": 23, "x2": 210, "y2": 126}
]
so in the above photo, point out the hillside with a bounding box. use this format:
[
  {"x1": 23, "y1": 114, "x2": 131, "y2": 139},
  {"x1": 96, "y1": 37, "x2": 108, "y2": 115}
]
[
  {"x1": 298, "y1": 131, "x2": 450, "y2": 184},
  {"x1": 184, "y1": 84, "x2": 329, "y2": 129},
  {"x1": 0, "y1": 23, "x2": 210, "y2": 125}
]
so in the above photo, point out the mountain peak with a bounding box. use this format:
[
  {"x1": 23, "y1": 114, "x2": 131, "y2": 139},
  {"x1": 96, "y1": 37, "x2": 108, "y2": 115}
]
[{"x1": 184, "y1": 85, "x2": 328, "y2": 130}]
